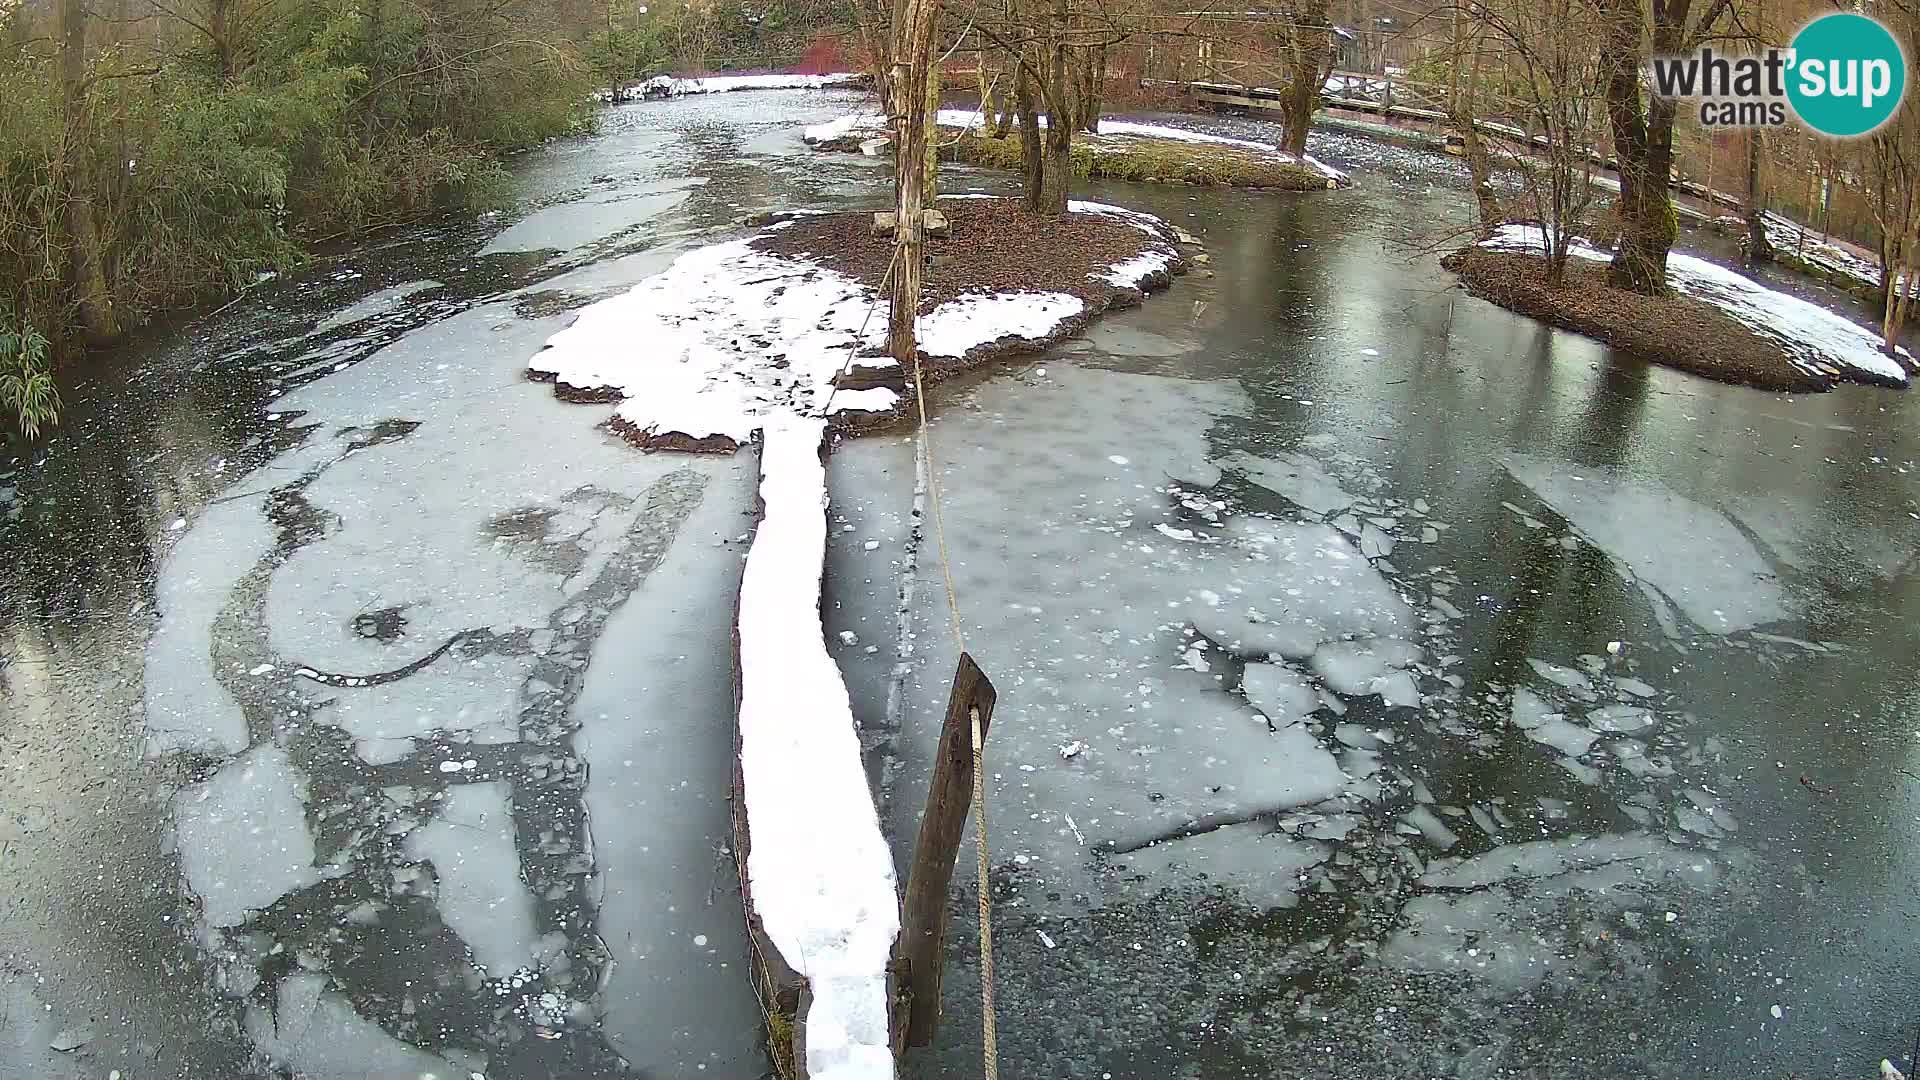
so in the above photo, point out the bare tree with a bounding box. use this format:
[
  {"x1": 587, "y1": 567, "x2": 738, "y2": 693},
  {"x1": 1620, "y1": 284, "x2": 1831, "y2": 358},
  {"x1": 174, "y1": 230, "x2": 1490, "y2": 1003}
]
[
  {"x1": 1470, "y1": 0, "x2": 1604, "y2": 282},
  {"x1": 1592, "y1": 0, "x2": 1735, "y2": 294},
  {"x1": 885, "y1": 0, "x2": 942, "y2": 362},
  {"x1": 1277, "y1": 0, "x2": 1334, "y2": 155},
  {"x1": 59, "y1": 0, "x2": 115, "y2": 344}
]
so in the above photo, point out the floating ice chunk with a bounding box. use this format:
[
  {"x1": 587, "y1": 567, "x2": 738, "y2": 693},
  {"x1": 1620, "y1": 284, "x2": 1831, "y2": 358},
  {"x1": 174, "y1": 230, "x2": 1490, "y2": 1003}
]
[
  {"x1": 1612, "y1": 676, "x2": 1658, "y2": 698},
  {"x1": 1112, "y1": 822, "x2": 1325, "y2": 906},
  {"x1": 405, "y1": 782, "x2": 540, "y2": 975},
  {"x1": 1241, "y1": 662, "x2": 1318, "y2": 726},
  {"x1": 1191, "y1": 606, "x2": 1321, "y2": 660},
  {"x1": 1509, "y1": 687, "x2": 1558, "y2": 731},
  {"x1": 1526, "y1": 657, "x2": 1591, "y2": 691},
  {"x1": 1224, "y1": 451, "x2": 1356, "y2": 517},
  {"x1": 1334, "y1": 723, "x2": 1381, "y2": 750},
  {"x1": 1167, "y1": 458, "x2": 1223, "y2": 489},
  {"x1": 1526, "y1": 717, "x2": 1599, "y2": 757},
  {"x1": 175, "y1": 745, "x2": 324, "y2": 927},
  {"x1": 1505, "y1": 455, "x2": 1789, "y2": 633},
  {"x1": 1309, "y1": 638, "x2": 1422, "y2": 699},
  {"x1": 246, "y1": 975, "x2": 458, "y2": 1078},
  {"x1": 1585, "y1": 704, "x2": 1656, "y2": 732},
  {"x1": 1399, "y1": 805, "x2": 1460, "y2": 850},
  {"x1": 1359, "y1": 523, "x2": 1395, "y2": 559}
]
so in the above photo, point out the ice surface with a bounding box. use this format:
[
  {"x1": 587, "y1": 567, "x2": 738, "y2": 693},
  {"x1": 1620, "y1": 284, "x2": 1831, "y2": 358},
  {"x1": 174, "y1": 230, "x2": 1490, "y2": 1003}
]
[
  {"x1": 1226, "y1": 450, "x2": 1357, "y2": 516},
  {"x1": 737, "y1": 417, "x2": 897, "y2": 1080},
  {"x1": 889, "y1": 366, "x2": 1386, "y2": 906},
  {"x1": 320, "y1": 654, "x2": 531, "y2": 749},
  {"x1": 1509, "y1": 686, "x2": 1559, "y2": 729},
  {"x1": 1399, "y1": 805, "x2": 1460, "y2": 850},
  {"x1": 245, "y1": 974, "x2": 458, "y2": 1077},
  {"x1": 311, "y1": 279, "x2": 441, "y2": 335},
  {"x1": 1526, "y1": 657, "x2": 1591, "y2": 692},
  {"x1": 805, "y1": 111, "x2": 1345, "y2": 179},
  {"x1": 1220, "y1": 520, "x2": 1418, "y2": 643},
  {"x1": 573, "y1": 458, "x2": 762, "y2": 1072},
  {"x1": 404, "y1": 781, "x2": 540, "y2": 975},
  {"x1": 1585, "y1": 704, "x2": 1656, "y2": 732},
  {"x1": 1240, "y1": 661, "x2": 1318, "y2": 725},
  {"x1": 1480, "y1": 223, "x2": 1910, "y2": 385},
  {"x1": 1504, "y1": 454, "x2": 1788, "y2": 633},
  {"x1": 1525, "y1": 716, "x2": 1600, "y2": 757},
  {"x1": 1112, "y1": 822, "x2": 1325, "y2": 905},
  {"x1": 174, "y1": 744, "x2": 323, "y2": 927},
  {"x1": 1309, "y1": 639, "x2": 1422, "y2": 703},
  {"x1": 1383, "y1": 834, "x2": 1722, "y2": 988},
  {"x1": 144, "y1": 497, "x2": 273, "y2": 756}
]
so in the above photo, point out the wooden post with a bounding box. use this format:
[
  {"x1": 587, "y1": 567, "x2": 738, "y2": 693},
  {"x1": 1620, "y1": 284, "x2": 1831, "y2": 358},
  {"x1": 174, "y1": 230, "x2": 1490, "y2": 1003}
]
[{"x1": 896, "y1": 652, "x2": 996, "y2": 1049}]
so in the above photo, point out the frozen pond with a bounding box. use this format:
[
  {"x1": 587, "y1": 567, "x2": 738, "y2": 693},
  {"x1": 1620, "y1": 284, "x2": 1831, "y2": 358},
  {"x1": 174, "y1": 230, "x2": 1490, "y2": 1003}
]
[{"x1": 2, "y1": 87, "x2": 1919, "y2": 1080}]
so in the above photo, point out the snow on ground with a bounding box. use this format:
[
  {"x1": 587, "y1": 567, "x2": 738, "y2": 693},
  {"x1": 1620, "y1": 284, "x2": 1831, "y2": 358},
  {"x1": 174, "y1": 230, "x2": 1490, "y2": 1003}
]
[
  {"x1": 802, "y1": 111, "x2": 1347, "y2": 181},
  {"x1": 532, "y1": 202, "x2": 1179, "y2": 447},
  {"x1": 737, "y1": 417, "x2": 897, "y2": 1080},
  {"x1": 602, "y1": 72, "x2": 866, "y2": 102},
  {"x1": 1758, "y1": 211, "x2": 1906, "y2": 294},
  {"x1": 1481, "y1": 222, "x2": 1911, "y2": 386}
]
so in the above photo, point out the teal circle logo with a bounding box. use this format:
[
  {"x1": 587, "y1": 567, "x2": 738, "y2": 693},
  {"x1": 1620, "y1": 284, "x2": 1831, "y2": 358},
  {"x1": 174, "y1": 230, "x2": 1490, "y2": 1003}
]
[{"x1": 1786, "y1": 13, "x2": 1907, "y2": 137}]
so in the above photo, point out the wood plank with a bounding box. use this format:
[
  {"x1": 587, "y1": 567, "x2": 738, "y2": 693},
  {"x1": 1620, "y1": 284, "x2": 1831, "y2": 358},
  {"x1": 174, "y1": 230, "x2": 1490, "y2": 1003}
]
[{"x1": 894, "y1": 651, "x2": 996, "y2": 1049}]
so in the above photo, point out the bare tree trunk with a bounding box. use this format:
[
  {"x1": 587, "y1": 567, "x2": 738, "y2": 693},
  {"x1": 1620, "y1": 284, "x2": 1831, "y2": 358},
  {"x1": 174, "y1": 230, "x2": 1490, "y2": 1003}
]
[
  {"x1": 1745, "y1": 129, "x2": 1773, "y2": 262},
  {"x1": 1037, "y1": 38, "x2": 1071, "y2": 214},
  {"x1": 886, "y1": 0, "x2": 942, "y2": 364},
  {"x1": 1280, "y1": 0, "x2": 1331, "y2": 156},
  {"x1": 60, "y1": 0, "x2": 116, "y2": 346},
  {"x1": 924, "y1": 49, "x2": 941, "y2": 195},
  {"x1": 1014, "y1": 58, "x2": 1043, "y2": 209},
  {"x1": 1447, "y1": 3, "x2": 1498, "y2": 229},
  {"x1": 1072, "y1": 45, "x2": 1103, "y2": 132},
  {"x1": 1598, "y1": 0, "x2": 1673, "y2": 294},
  {"x1": 209, "y1": 0, "x2": 234, "y2": 80}
]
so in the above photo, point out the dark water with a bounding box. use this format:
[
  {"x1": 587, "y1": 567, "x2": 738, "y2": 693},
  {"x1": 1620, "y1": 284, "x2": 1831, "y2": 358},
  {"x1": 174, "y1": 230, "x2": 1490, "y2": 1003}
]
[{"x1": 3, "y1": 92, "x2": 1917, "y2": 1080}]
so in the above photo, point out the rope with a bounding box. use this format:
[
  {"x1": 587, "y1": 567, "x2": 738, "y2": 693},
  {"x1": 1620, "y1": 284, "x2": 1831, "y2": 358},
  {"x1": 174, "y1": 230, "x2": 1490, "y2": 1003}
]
[{"x1": 905, "y1": 288, "x2": 997, "y2": 1080}]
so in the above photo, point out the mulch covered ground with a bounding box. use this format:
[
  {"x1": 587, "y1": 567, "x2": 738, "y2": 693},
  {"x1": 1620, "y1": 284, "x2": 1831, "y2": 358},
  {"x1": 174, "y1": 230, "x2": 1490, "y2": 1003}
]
[
  {"x1": 752, "y1": 196, "x2": 1188, "y2": 432},
  {"x1": 753, "y1": 197, "x2": 1175, "y2": 313},
  {"x1": 1442, "y1": 248, "x2": 1832, "y2": 393}
]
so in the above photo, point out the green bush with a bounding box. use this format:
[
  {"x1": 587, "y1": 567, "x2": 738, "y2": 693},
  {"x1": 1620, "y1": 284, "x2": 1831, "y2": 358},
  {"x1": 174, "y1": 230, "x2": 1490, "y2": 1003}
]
[
  {"x1": 0, "y1": 0, "x2": 594, "y2": 432},
  {"x1": 0, "y1": 309, "x2": 57, "y2": 441}
]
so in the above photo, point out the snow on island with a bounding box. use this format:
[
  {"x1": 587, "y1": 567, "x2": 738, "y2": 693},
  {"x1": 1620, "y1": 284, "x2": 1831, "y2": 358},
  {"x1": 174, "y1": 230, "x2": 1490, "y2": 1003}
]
[
  {"x1": 737, "y1": 416, "x2": 899, "y2": 1080},
  {"x1": 1480, "y1": 223, "x2": 1911, "y2": 388},
  {"x1": 529, "y1": 197, "x2": 1188, "y2": 450},
  {"x1": 802, "y1": 110, "x2": 1347, "y2": 183},
  {"x1": 598, "y1": 71, "x2": 868, "y2": 103}
]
